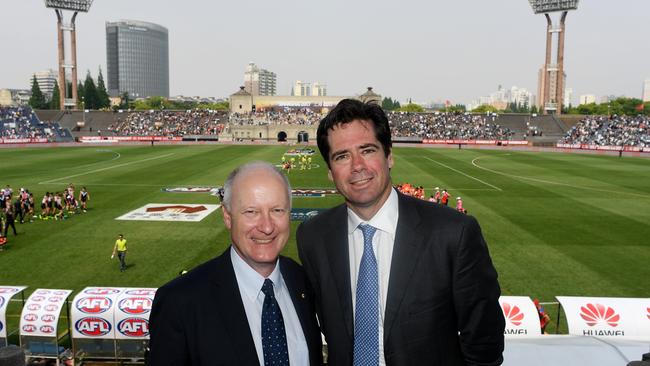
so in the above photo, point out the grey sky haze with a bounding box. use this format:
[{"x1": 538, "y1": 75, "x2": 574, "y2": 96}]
[{"x1": 1, "y1": 0, "x2": 649, "y2": 105}]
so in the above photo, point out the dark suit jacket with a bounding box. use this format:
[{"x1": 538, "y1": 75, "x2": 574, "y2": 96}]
[
  {"x1": 297, "y1": 191, "x2": 505, "y2": 366},
  {"x1": 149, "y1": 248, "x2": 323, "y2": 366}
]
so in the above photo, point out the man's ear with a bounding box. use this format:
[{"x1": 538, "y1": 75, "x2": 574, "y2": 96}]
[{"x1": 222, "y1": 206, "x2": 232, "y2": 230}]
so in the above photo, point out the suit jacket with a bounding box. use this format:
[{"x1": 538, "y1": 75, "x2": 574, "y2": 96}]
[
  {"x1": 297, "y1": 191, "x2": 505, "y2": 366},
  {"x1": 149, "y1": 248, "x2": 323, "y2": 366}
]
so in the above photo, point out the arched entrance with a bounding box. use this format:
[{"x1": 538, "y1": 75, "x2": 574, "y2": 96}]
[
  {"x1": 277, "y1": 131, "x2": 287, "y2": 142},
  {"x1": 297, "y1": 131, "x2": 309, "y2": 143}
]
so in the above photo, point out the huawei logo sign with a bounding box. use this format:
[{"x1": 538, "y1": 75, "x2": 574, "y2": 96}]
[
  {"x1": 580, "y1": 303, "x2": 619, "y2": 327},
  {"x1": 501, "y1": 303, "x2": 524, "y2": 326}
]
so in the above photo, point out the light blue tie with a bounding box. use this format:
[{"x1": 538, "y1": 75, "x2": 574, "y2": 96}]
[{"x1": 354, "y1": 223, "x2": 379, "y2": 366}]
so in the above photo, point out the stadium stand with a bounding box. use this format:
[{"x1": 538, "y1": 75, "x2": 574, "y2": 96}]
[
  {"x1": 559, "y1": 115, "x2": 650, "y2": 147},
  {"x1": 1, "y1": 106, "x2": 72, "y2": 142},
  {"x1": 388, "y1": 111, "x2": 515, "y2": 140}
]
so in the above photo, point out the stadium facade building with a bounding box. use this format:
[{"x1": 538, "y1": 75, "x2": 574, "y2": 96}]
[
  {"x1": 31, "y1": 69, "x2": 58, "y2": 100},
  {"x1": 105, "y1": 20, "x2": 170, "y2": 98},
  {"x1": 292, "y1": 81, "x2": 327, "y2": 97},
  {"x1": 643, "y1": 78, "x2": 650, "y2": 102},
  {"x1": 244, "y1": 62, "x2": 276, "y2": 96},
  {"x1": 229, "y1": 86, "x2": 381, "y2": 114},
  {"x1": 578, "y1": 94, "x2": 596, "y2": 105}
]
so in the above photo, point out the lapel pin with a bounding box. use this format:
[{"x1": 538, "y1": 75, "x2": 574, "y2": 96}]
[{"x1": 301, "y1": 292, "x2": 306, "y2": 299}]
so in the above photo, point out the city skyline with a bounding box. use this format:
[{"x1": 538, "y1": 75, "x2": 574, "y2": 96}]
[{"x1": 1, "y1": 0, "x2": 649, "y2": 105}]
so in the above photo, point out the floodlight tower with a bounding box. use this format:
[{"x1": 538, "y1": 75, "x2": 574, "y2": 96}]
[
  {"x1": 44, "y1": 0, "x2": 93, "y2": 110},
  {"x1": 529, "y1": 0, "x2": 578, "y2": 115}
]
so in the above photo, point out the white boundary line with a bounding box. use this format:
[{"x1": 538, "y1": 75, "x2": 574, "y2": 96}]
[
  {"x1": 423, "y1": 156, "x2": 502, "y2": 191},
  {"x1": 39, "y1": 153, "x2": 175, "y2": 184},
  {"x1": 471, "y1": 155, "x2": 650, "y2": 198}
]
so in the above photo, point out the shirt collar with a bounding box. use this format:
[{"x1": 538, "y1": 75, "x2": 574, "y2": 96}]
[
  {"x1": 230, "y1": 246, "x2": 283, "y2": 301},
  {"x1": 347, "y1": 187, "x2": 399, "y2": 236}
]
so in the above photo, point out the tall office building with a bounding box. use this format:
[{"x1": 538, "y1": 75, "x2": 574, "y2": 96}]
[
  {"x1": 643, "y1": 79, "x2": 650, "y2": 102},
  {"x1": 106, "y1": 20, "x2": 169, "y2": 98},
  {"x1": 30, "y1": 69, "x2": 58, "y2": 100},
  {"x1": 244, "y1": 62, "x2": 276, "y2": 96}
]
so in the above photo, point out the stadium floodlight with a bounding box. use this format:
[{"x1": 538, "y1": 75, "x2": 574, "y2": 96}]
[
  {"x1": 528, "y1": 0, "x2": 579, "y2": 14},
  {"x1": 44, "y1": 0, "x2": 93, "y2": 13}
]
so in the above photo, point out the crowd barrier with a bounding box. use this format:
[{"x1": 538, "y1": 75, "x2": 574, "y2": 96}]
[
  {"x1": 2, "y1": 286, "x2": 649, "y2": 362},
  {"x1": 0, "y1": 138, "x2": 48, "y2": 144},
  {"x1": 556, "y1": 143, "x2": 650, "y2": 153},
  {"x1": 79, "y1": 136, "x2": 182, "y2": 143},
  {"x1": 423, "y1": 139, "x2": 529, "y2": 145}
]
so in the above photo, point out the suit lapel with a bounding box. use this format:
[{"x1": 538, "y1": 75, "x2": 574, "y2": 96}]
[
  {"x1": 384, "y1": 194, "x2": 425, "y2": 342},
  {"x1": 210, "y1": 249, "x2": 260, "y2": 365},
  {"x1": 281, "y1": 257, "x2": 318, "y2": 361},
  {"x1": 324, "y1": 204, "x2": 354, "y2": 337}
]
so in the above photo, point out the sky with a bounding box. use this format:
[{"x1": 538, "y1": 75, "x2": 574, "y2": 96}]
[{"x1": 1, "y1": 0, "x2": 649, "y2": 105}]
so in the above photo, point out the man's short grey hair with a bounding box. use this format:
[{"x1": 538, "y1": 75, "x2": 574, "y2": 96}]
[{"x1": 222, "y1": 161, "x2": 292, "y2": 211}]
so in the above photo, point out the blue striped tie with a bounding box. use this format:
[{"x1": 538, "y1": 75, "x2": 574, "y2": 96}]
[{"x1": 354, "y1": 223, "x2": 379, "y2": 366}]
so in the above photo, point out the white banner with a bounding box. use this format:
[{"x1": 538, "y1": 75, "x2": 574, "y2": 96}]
[
  {"x1": 0, "y1": 286, "x2": 27, "y2": 338},
  {"x1": 114, "y1": 288, "x2": 156, "y2": 340},
  {"x1": 557, "y1": 296, "x2": 650, "y2": 339},
  {"x1": 499, "y1": 296, "x2": 542, "y2": 337},
  {"x1": 20, "y1": 289, "x2": 72, "y2": 337},
  {"x1": 72, "y1": 287, "x2": 124, "y2": 339},
  {"x1": 116, "y1": 203, "x2": 220, "y2": 222}
]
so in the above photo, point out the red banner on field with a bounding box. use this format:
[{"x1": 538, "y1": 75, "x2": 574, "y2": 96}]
[
  {"x1": 422, "y1": 139, "x2": 528, "y2": 146},
  {"x1": 80, "y1": 136, "x2": 182, "y2": 143},
  {"x1": 0, "y1": 138, "x2": 48, "y2": 144}
]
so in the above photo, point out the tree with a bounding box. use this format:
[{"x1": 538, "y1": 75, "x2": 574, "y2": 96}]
[
  {"x1": 83, "y1": 71, "x2": 99, "y2": 109},
  {"x1": 96, "y1": 66, "x2": 111, "y2": 109},
  {"x1": 77, "y1": 81, "x2": 85, "y2": 107},
  {"x1": 381, "y1": 97, "x2": 401, "y2": 111},
  {"x1": 471, "y1": 104, "x2": 498, "y2": 114},
  {"x1": 530, "y1": 105, "x2": 538, "y2": 114},
  {"x1": 397, "y1": 103, "x2": 424, "y2": 113},
  {"x1": 29, "y1": 75, "x2": 47, "y2": 109},
  {"x1": 50, "y1": 79, "x2": 61, "y2": 110}
]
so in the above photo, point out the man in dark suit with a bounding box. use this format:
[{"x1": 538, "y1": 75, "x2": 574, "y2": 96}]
[
  {"x1": 150, "y1": 162, "x2": 322, "y2": 365},
  {"x1": 297, "y1": 99, "x2": 504, "y2": 366}
]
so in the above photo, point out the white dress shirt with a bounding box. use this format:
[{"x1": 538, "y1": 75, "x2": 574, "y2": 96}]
[
  {"x1": 231, "y1": 247, "x2": 309, "y2": 366},
  {"x1": 348, "y1": 188, "x2": 399, "y2": 366}
]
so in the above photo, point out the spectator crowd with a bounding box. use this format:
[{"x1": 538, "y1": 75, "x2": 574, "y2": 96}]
[
  {"x1": 560, "y1": 115, "x2": 650, "y2": 148},
  {"x1": 0, "y1": 106, "x2": 67, "y2": 140},
  {"x1": 388, "y1": 112, "x2": 515, "y2": 140},
  {"x1": 109, "y1": 110, "x2": 227, "y2": 136}
]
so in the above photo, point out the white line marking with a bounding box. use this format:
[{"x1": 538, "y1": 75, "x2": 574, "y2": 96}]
[
  {"x1": 471, "y1": 155, "x2": 650, "y2": 198},
  {"x1": 424, "y1": 156, "x2": 502, "y2": 191},
  {"x1": 39, "y1": 153, "x2": 175, "y2": 184}
]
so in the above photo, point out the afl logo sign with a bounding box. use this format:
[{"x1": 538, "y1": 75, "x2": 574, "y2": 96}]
[
  {"x1": 23, "y1": 313, "x2": 38, "y2": 322},
  {"x1": 31, "y1": 296, "x2": 45, "y2": 302},
  {"x1": 75, "y1": 317, "x2": 112, "y2": 337},
  {"x1": 40, "y1": 325, "x2": 55, "y2": 334},
  {"x1": 44, "y1": 304, "x2": 59, "y2": 312},
  {"x1": 84, "y1": 288, "x2": 120, "y2": 295},
  {"x1": 125, "y1": 289, "x2": 156, "y2": 296},
  {"x1": 76, "y1": 297, "x2": 112, "y2": 314},
  {"x1": 41, "y1": 314, "x2": 57, "y2": 323},
  {"x1": 27, "y1": 304, "x2": 41, "y2": 311},
  {"x1": 0, "y1": 297, "x2": 4, "y2": 308},
  {"x1": 119, "y1": 297, "x2": 152, "y2": 314},
  {"x1": 0, "y1": 288, "x2": 19, "y2": 294},
  {"x1": 117, "y1": 318, "x2": 149, "y2": 337},
  {"x1": 22, "y1": 324, "x2": 37, "y2": 333}
]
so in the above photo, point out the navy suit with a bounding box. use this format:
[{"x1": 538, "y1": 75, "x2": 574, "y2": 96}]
[
  {"x1": 149, "y1": 248, "x2": 322, "y2": 366},
  {"x1": 297, "y1": 192, "x2": 504, "y2": 366}
]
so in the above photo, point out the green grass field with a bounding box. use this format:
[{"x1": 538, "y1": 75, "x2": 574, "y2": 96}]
[{"x1": 2, "y1": 144, "x2": 649, "y2": 307}]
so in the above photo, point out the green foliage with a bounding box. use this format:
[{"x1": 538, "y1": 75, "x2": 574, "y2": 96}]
[
  {"x1": 567, "y1": 97, "x2": 650, "y2": 116},
  {"x1": 96, "y1": 67, "x2": 111, "y2": 110},
  {"x1": 197, "y1": 101, "x2": 230, "y2": 111},
  {"x1": 82, "y1": 71, "x2": 99, "y2": 109},
  {"x1": 471, "y1": 104, "x2": 498, "y2": 113},
  {"x1": 381, "y1": 97, "x2": 401, "y2": 111},
  {"x1": 396, "y1": 103, "x2": 424, "y2": 113},
  {"x1": 530, "y1": 105, "x2": 538, "y2": 114},
  {"x1": 49, "y1": 79, "x2": 60, "y2": 110},
  {"x1": 28, "y1": 75, "x2": 47, "y2": 109}
]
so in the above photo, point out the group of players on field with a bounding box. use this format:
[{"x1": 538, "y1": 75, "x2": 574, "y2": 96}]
[
  {"x1": 396, "y1": 183, "x2": 466, "y2": 213},
  {"x1": 0, "y1": 184, "x2": 90, "y2": 244}
]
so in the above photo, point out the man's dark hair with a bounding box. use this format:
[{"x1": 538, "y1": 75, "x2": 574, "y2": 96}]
[{"x1": 317, "y1": 99, "x2": 392, "y2": 168}]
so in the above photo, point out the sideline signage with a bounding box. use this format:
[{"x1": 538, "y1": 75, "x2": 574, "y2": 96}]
[
  {"x1": 114, "y1": 288, "x2": 156, "y2": 340},
  {"x1": 0, "y1": 286, "x2": 27, "y2": 339},
  {"x1": 557, "y1": 296, "x2": 650, "y2": 338},
  {"x1": 116, "y1": 203, "x2": 220, "y2": 222},
  {"x1": 20, "y1": 289, "x2": 72, "y2": 337},
  {"x1": 72, "y1": 287, "x2": 124, "y2": 339},
  {"x1": 499, "y1": 296, "x2": 542, "y2": 337}
]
